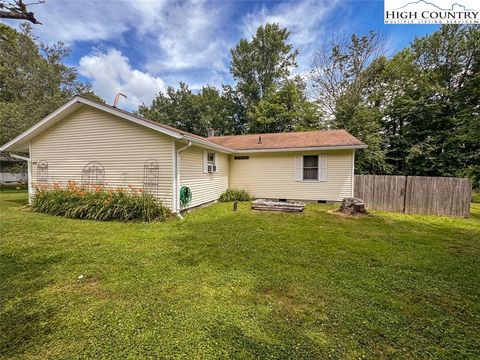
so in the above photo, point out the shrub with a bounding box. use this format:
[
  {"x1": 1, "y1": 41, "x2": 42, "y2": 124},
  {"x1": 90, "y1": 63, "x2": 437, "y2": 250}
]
[
  {"x1": 472, "y1": 191, "x2": 480, "y2": 204},
  {"x1": 31, "y1": 181, "x2": 174, "y2": 222},
  {"x1": 218, "y1": 188, "x2": 252, "y2": 202}
]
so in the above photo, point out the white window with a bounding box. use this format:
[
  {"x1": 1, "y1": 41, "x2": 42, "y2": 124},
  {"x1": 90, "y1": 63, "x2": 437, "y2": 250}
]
[
  {"x1": 295, "y1": 155, "x2": 327, "y2": 182},
  {"x1": 203, "y1": 151, "x2": 217, "y2": 173}
]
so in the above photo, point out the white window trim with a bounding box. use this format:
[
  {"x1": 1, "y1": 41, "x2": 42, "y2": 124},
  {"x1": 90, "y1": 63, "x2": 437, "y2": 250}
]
[
  {"x1": 203, "y1": 151, "x2": 217, "y2": 174},
  {"x1": 295, "y1": 155, "x2": 328, "y2": 182}
]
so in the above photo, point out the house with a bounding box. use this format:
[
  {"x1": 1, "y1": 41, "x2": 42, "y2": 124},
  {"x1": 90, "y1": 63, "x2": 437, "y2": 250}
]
[{"x1": 0, "y1": 96, "x2": 367, "y2": 212}]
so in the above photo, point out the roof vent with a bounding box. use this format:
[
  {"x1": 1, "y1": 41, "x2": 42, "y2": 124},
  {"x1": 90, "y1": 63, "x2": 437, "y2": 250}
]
[
  {"x1": 113, "y1": 92, "x2": 127, "y2": 108},
  {"x1": 258, "y1": 136, "x2": 262, "y2": 144}
]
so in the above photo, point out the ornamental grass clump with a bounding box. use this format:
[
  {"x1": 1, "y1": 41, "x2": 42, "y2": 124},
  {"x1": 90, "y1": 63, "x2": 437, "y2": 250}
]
[
  {"x1": 218, "y1": 188, "x2": 252, "y2": 202},
  {"x1": 31, "y1": 181, "x2": 173, "y2": 222}
]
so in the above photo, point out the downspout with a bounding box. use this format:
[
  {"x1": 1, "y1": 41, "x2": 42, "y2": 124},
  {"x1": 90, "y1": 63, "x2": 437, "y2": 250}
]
[
  {"x1": 9, "y1": 151, "x2": 32, "y2": 204},
  {"x1": 351, "y1": 149, "x2": 355, "y2": 198},
  {"x1": 175, "y1": 141, "x2": 192, "y2": 216}
]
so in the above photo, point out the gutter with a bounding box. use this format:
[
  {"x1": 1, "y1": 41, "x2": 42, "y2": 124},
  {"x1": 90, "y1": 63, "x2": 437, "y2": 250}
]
[{"x1": 174, "y1": 141, "x2": 192, "y2": 215}]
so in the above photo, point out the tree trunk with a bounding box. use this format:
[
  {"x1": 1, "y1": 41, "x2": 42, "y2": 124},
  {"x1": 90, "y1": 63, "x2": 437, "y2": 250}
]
[{"x1": 338, "y1": 197, "x2": 367, "y2": 215}]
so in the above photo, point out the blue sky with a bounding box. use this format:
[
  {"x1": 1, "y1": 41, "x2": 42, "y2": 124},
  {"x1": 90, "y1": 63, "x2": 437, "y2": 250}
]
[{"x1": 2, "y1": 0, "x2": 440, "y2": 109}]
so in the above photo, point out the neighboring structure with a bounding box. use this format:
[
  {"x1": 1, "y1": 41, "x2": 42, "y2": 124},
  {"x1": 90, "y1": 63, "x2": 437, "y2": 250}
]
[
  {"x1": 0, "y1": 96, "x2": 367, "y2": 212},
  {"x1": 0, "y1": 152, "x2": 27, "y2": 185}
]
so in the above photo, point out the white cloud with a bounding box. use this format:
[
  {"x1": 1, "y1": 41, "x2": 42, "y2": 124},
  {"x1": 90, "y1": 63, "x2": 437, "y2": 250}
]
[
  {"x1": 26, "y1": 0, "x2": 135, "y2": 44},
  {"x1": 143, "y1": 0, "x2": 231, "y2": 73},
  {"x1": 27, "y1": 0, "x2": 231, "y2": 73},
  {"x1": 79, "y1": 49, "x2": 165, "y2": 109}
]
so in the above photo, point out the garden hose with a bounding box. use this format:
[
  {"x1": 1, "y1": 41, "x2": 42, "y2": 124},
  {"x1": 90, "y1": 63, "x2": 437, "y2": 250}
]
[{"x1": 179, "y1": 185, "x2": 192, "y2": 207}]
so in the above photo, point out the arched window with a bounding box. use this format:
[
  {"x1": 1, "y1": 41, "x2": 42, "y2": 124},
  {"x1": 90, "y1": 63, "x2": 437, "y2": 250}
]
[
  {"x1": 37, "y1": 160, "x2": 48, "y2": 183},
  {"x1": 81, "y1": 161, "x2": 105, "y2": 186},
  {"x1": 143, "y1": 159, "x2": 159, "y2": 196}
]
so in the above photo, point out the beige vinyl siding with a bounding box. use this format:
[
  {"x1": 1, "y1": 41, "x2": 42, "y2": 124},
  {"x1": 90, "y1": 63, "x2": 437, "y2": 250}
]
[
  {"x1": 179, "y1": 144, "x2": 229, "y2": 209},
  {"x1": 229, "y1": 150, "x2": 354, "y2": 201},
  {"x1": 30, "y1": 107, "x2": 174, "y2": 209}
]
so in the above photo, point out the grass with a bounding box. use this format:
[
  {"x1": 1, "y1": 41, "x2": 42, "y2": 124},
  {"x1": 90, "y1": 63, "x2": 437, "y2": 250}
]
[
  {"x1": 472, "y1": 191, "x2": 480, "y2": 203},
  {"x1": 1, "y1": 190, "x2": 479, "y2": 359}
]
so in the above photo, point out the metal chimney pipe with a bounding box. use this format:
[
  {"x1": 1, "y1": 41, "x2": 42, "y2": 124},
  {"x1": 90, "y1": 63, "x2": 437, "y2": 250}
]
[{"x1": 113, "y1": 92, "x2": 127, "y2": 107}]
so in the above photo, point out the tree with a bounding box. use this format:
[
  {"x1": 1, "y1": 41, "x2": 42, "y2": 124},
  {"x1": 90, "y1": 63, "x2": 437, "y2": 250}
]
[
  {"x1": 0, "y1": 24, "x2": 101, "y2": 145},
  {"x1": 309, "y1": 31, "x2": 387, "y2": 118},
  {"x1": 0, "y1": 0, "x2": 43, "y2": 24},
  {"x1": 137, "y1": 83, "x2": 199, "y2": 133},
  {"x1": 247, "y1": 79, "x2": 321, "y2": 133},
  {"x1": 195, "y1": 86, "x2": 242, "y2": 136},
  {"x1": 137, "y1": 83, "x2": 240, "y2": 137},
  {"x1": 387, "y1": 25, "x2": 480, "y2": 185},
  {"x1": 230, "y1": 23, "x2": 298, "y2": 111},
  {"x1": 221, "y1": 84, "x2": 248, "y2": 134}
]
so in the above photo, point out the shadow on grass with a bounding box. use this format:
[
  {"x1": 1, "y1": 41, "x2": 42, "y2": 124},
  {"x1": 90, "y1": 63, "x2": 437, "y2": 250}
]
[
  {"x1": 0, "y1": 252, "x2": 66, "y2": 357},
  {"x1": 5, "y1": 198, "x2": 28, "y2": 206},
  {"x1": 208, "y1": 321, "x2": 324, "y2": 359}
]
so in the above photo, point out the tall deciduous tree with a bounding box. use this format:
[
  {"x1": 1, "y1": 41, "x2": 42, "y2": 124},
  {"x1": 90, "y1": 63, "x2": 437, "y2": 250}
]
[
  {"x1": 310, "y1": 31, "x2": 387, "y2": 118},
  {"x1": 0, "y1": 23, "x2": 101, "y2": 145},
  {"x1": 230, "y1": 23, "x2": 298, "y2": 111}
]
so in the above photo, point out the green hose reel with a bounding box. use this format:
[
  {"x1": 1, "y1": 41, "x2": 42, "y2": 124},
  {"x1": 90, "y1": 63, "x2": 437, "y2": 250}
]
[{"x1": 179, "y1": 185, "x2": 192, "y2": 207}]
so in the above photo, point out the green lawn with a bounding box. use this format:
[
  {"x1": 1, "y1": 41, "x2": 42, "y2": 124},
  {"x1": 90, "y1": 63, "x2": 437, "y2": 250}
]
[{"x1": 1, "y1": 191, "x2": 479, "y2": 359}]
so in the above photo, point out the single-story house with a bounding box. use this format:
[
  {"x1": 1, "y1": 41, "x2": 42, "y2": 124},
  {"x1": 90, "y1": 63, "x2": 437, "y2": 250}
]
[{"x1": 0, "y1": 96, "x2": 367, "y2": 213}]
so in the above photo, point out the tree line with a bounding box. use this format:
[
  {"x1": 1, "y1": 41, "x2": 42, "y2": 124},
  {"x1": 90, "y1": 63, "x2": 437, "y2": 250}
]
[{"x1": 1, "y1": 22, "x2": 478, "y2": 188}]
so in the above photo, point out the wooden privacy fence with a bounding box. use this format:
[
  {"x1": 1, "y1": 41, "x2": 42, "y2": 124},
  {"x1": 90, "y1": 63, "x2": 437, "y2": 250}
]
[{"x1": 354, "y1": 175, "x2": 471, "y2": 217}]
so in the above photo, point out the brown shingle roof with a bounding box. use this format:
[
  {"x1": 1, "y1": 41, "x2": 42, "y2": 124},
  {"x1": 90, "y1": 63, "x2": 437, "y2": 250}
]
[{"x1": 207, "y1": 130, "x2": 365, "y2": 150}]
